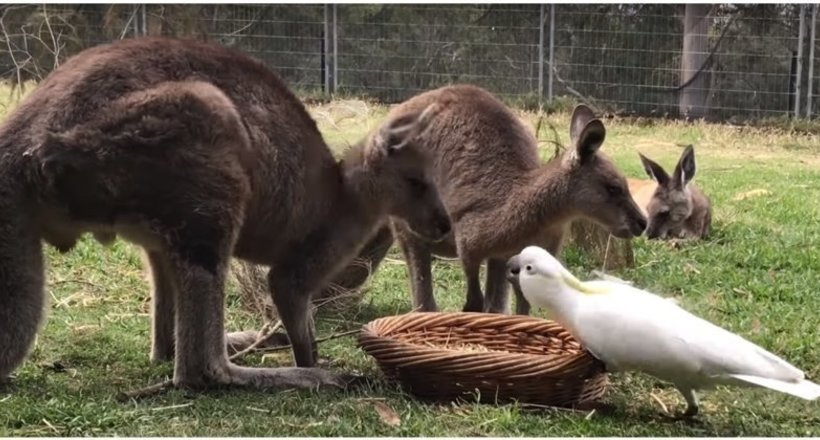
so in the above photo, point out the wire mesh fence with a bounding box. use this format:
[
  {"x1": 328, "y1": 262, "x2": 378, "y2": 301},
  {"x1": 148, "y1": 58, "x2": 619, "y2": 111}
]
[
  {"x1": 335, "y1": 5, "x2": 543, "y2": 103},
  {"x1": 0, "y1": 4, "x2": 818, "y2": 121}
]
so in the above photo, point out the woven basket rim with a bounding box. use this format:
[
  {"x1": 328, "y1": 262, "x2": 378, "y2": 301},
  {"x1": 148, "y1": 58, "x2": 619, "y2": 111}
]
[
  {"x1": 358, "y1": 311, "x2": 609, "y2": 406},
  {"x1": 358, "y1": 311, "x2": 603, "y2": 378}
]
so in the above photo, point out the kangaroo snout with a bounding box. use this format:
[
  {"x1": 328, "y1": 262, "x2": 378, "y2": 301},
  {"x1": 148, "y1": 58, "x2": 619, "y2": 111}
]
[
  {"x1": 613, "y1": 205, "x2": 647, "y2": 239},
  {"x1": 612, "y1": 217, "x2": 647, "y2": 239},
  {"x1": 434, "y1": 215, "x2": 452, "y2": 239},
  {"x1": 506, "y1": 255, "x2": 521, "y2": 281},
  {"x1": 633, "y1": 215, "x2": 648, "y2": 236},
  {"x1": 406, "y1": 212, "x2": 452, "y2": 243},
  {"x1": 645, "y1": 222, "x2": 665, "y2": 240}
]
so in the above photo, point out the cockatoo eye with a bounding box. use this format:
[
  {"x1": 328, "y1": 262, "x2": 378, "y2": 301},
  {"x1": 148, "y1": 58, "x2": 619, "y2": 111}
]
[{"x1": 525, "y1": 264, "x2": 532, "y2": 273}]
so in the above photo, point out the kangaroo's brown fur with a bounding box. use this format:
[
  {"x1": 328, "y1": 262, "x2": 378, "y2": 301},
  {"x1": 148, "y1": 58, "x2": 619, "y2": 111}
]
[
  {"x1": 0, "y1": 37, "x2": 450, "y2": 390},
  {"x1": 628, "y1": 145, "x2": 712, "y2": 240},
  {"x1": 332, "y1": 85, "x2": 647, "y2": 315}
]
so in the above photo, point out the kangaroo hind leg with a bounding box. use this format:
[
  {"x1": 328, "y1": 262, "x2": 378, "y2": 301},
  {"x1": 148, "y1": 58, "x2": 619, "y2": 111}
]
[{"x1": 145, "y1": 250, "x2": 177, "y2": 363}]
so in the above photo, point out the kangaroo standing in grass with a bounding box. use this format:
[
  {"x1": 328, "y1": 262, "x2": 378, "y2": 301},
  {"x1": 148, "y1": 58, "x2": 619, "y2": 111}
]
[
  {"x1": 0, "y1": 37, "x2": 451, "y2": 390},
  {"x1": 331, "y1": 86, "x2": 647, "y2": 315},
  {"x1": 628, "y1": 145, "x2": 712, "y2": 240}
]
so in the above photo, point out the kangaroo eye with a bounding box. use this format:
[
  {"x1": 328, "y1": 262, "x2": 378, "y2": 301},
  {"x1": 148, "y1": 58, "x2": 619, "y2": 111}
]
[{"x1": 606, "y1": 185, "x2": 622, "y2": 196}]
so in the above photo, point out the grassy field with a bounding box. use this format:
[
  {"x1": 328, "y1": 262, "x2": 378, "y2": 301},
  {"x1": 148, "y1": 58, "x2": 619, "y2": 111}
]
[{"x1": 1, "y1": 90, "x2": 820, "y2": 436}]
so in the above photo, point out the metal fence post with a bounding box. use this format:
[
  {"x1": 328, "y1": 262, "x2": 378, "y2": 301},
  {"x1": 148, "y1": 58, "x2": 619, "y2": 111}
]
[
  {"x1": 323, "y1": 4, "x2": 331, "y2": 94},
  {"x1": 807, "y1": 4, "x2": 817, "y2": 118},
  {"x1": 141, "y1": 4, "x2": 148, "y2": 36},
  {"x1": 131, "y1": 4, "x2": 140, "y2": 37},
  {"x1": 538, "y1": 4, "x2": 545, "y2": 105},
  {"x1": 548, "y1": 4, "x2": 555, "y2": 103},
  {"x1": 332, "y1": 4, "x2": 338, "y2": 93},
  {"x1": 795, "y1": 4, "x2": 806, "y2": 118}
]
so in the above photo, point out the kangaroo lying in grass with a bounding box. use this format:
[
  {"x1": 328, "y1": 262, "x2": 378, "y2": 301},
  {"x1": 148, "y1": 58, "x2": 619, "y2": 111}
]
[
  {"x1": 628, "y1": 145, "x2": 712, "y2": 240},
  {"x1": 0, "y1": 37, "x2": 450, "y2": 391},
  {"x1": 328, "y1": 85, "x2": 647, "y2": 315}
]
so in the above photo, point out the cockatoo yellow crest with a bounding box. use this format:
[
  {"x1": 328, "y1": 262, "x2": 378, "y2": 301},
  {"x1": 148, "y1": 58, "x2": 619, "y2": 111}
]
[{"x1": 507, "y1": 245, "x2": 820, "y2": 417}]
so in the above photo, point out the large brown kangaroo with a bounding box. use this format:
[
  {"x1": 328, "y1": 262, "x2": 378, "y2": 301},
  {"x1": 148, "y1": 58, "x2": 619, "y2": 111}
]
[
  {"x1": 330, "y1": 85, "x2": 647, "y2": 315},
  {"x1": 0, "y1": 37, "x2": 451, "y2": 391},
  {"x1": 628, "y1": 145, "x2": 712, "y2": 240}
]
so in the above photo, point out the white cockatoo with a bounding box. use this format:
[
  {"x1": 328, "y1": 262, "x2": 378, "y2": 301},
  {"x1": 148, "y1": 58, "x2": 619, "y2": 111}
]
[{"x1": 507, "y1": 245, "x2": 820, "y2": 417}]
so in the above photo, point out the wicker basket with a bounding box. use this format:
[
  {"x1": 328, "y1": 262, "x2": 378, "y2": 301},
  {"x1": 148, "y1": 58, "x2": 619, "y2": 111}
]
[{"x1": 358, "y1": 312, "x2": 609, "y2": 407}]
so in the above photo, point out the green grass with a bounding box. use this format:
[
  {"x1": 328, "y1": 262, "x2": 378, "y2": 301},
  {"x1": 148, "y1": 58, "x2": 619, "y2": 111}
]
[{"x1": 2, "y1": 90, "x2": 820, "y2": 436}]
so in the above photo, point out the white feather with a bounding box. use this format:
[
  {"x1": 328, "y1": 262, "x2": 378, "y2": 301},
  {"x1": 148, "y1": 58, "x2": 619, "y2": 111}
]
[
  {"x1": 570, "y1": 282, "x2": 805, "y2": 386},
  {"x1": 727, "y1": 374, "x2": 820, "y2": 400},
  {"x1": 513, "y1": 245, "x2": 819, "y2": 412},
  {"x1": 590, "y1": 270, "x2": 633, "y2": 285}
]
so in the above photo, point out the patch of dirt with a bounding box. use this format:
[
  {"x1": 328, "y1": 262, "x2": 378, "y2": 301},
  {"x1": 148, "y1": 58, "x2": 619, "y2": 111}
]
[{"x1": 733, "y1": 189, "x2": 772, "y2": 201}]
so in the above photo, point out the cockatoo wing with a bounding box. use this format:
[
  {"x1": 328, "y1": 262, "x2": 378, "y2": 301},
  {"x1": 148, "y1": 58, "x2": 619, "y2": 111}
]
[
  {"x1": 590, "y1": 270, "x2": 633, "y2": 285},
  {"x1": 571, "y1": 286, "x2": 701, "y2": 380},
  {"x1": 572, "y1": 282, "x2": 805, "y2": 388}
]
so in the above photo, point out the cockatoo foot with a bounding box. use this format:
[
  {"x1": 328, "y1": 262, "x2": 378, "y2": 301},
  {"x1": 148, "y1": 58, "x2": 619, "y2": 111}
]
[
  {"x1": 670, "y1": 386, "x2": 700, "y2": 419},
  {"x1": 682, "y1": 404, "x2": 699, "y2": 418},
  {"x1": 659, "y1": 405, "x2": 699, "y2": 421}
]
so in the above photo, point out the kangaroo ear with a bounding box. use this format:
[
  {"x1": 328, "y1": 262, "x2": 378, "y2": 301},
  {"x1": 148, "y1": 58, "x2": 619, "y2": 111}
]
[
  {"x1": 569, "y1": 104, "x2": 597, "y2": 144},
  {"x1": 378, "y1": 102, "x2": 441, "y2": 156},
  {"x1": 638, "y1": 152, "x2": 670, "y2": 186},
  {"x1": 671, "y1": 144, "x2": 696, "y2": 189},
  {"x1": 568, "y1": 118, "x2": 605, "y2": 165}
]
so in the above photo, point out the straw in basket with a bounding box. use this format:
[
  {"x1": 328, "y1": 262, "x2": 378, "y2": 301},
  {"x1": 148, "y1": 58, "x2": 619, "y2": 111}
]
[{"x1": 358, "y1": 312, "x2": 609, "y2": 407}]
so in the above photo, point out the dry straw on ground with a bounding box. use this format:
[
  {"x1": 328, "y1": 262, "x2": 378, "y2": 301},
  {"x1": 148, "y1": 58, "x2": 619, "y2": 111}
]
[
  {"x1": 230, "y1": 258, "x2": 372, "y2": 323},
  {"x1": 230, "y1": 227, "x2": 393, "y2": 321}
]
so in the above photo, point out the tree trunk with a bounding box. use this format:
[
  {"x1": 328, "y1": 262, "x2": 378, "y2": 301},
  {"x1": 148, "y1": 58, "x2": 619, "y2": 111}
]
[{"x1": 679, "y1": 4, "x2": 711, "y2": 119}]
